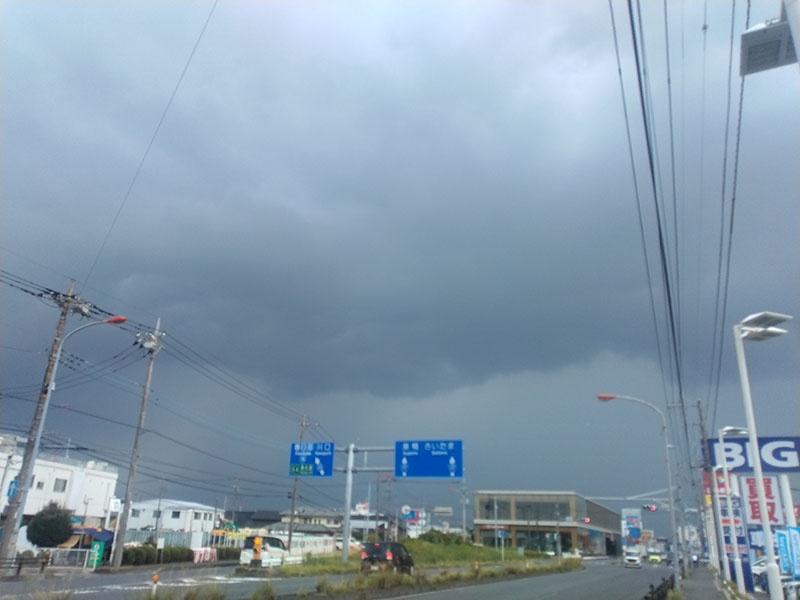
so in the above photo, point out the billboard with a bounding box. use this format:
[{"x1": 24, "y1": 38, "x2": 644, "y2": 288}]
[
  {"x1": 706, "y1": 437, "x2": 800, "y2": 472},
  {"x1": 622, "y1": 508, "x2": 642, "y2": 544},
  {"x1": 740, "y1": 475, "x2": 785, "y2": 526}
]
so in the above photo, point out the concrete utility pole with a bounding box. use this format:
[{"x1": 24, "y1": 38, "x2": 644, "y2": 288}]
[
  {"x1": 112, "y1": 319, "x2": 163, "y2": 568},
  {"x1": 287, "y1": 414, "x2": 309, "y2": 552},
  {"x1": 0, "y1": 281, "x2": 86, "y2": 560}
]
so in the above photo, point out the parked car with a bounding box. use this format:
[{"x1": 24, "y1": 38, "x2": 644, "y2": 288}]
[
  {"x1": 624, "y1": 549, "x2": 642, "y2": 568},
  {"x1": 360, "y1": 541, "x2": 415, "y2": 574},
  {"x1": 751, "y1": 556, "x2": 783, "y2": 593}
]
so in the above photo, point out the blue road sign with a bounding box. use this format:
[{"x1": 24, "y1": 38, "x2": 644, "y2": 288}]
[
  {"x1": 289, "y1": 442, "x2": 334, "y2": 477},
  {"x1": 7, "y1": 479, "x2": 17, "y2": 498},
  {"x1": 395, "y1": 440, "x2": 463, "y2": 478}
]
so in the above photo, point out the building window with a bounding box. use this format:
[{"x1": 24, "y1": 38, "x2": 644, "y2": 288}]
[
  {"x1": 36, "y1": 481, "x2": 44, "y2": 490},
  {"x1": 153, "y1": 510, "x2": 161, "y2": 518},
  {"x1": 194, "y1": 512, "x2": 201, "y2": 520},
  {"x1": 131, "y1": 509, "x2": 141, "y2": 518},
  {"x1": 53, "y1": 478, "x2": 67, "y2": 493},
  {"x1": 172, "y1": 511, "x2": 180, "y2": 519}
]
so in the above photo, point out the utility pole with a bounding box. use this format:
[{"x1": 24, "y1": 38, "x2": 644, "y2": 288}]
[
  {"x1": 0, "y1": 281, "x2": 90, "y2": 560},
  {"x1": 112, "y1": 319, "x2": 163, "y2": 568},
  {"x1": 287, "y1": 414, "x2": 309, "y2": 552},
  {"x1": 697, "y1": 402, "x2": 721, "y2": 573}
]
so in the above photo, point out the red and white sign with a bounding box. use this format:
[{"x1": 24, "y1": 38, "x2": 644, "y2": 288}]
[
  {"x1": 740, "y1": 475, "x2": 785, "y2": 525},
  {"x1": 714, "y1": 470, "x2": 741, "y2": 496}
]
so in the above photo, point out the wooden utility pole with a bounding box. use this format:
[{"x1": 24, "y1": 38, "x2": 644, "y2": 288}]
[
  {"x1": 287, "y1": 414, "x2": 308, "y2": 552},
  {"x1": 0, "y1": 282, "x2": 78, "y2": 560},
  {"x1": 112, "y1": 319, "x2": 163, "y2": 568}
]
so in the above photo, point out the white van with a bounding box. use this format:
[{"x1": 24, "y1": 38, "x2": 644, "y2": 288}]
[{"x1": 239, "y1": 535, "x2": 304, "y2": 567}]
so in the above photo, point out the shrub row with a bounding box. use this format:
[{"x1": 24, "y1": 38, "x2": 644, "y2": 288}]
[
  {"x1": 121, "y1": 545, "x2": 194, "y2": 565},
  {"x1": 213, "y1": 546, "x2": 241, "y2": 561}
]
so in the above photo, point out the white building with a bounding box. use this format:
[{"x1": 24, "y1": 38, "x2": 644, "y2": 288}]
[
  {"x1": 0, "y1": 434, "x2": 118, "y2": 526},
  {"x1": 126, "y1": 498, "x2": 223, "y2": 533}
]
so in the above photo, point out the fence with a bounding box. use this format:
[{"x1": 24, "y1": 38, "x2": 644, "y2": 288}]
[
  {"x1": 45, "y1": 548, "x2": 91, "y2": 569},
  {"x1": 123, "y1": 530, "x2": 242, "y2": 549}
]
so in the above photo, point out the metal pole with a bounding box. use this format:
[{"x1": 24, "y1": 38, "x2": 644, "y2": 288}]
[
  {"x1": 733, "y1": 324, "x2": 782, "y2": 600},
  {"x1": 780, "y1": 474, "x2": 796, "y2": 528},
  {"x1": 719, "y1": 432, "x2": 746, "y2": 595},
  {"x1": 493, "y1": 497, "x2": 498, "y2": 548},
  {"x1": 341, "y1": 443, "x2": 355, "y2": 561},
  {"x1": 598, "y1": 394, "x2": 680, "y2": 586},
  {"x1": 661, "y1": 411, "x2": 681, "y2": 587}
]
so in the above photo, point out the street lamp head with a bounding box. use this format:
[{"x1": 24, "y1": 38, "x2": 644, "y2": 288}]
[
  {"x1": 596, "y1": 394, "x2": 616, "y2": 401},
  {"x1": 740, "y1": 326, "x2": 789, "y2": 341},
  {"x1": 105, "y1": 316, "x2": 127, "y2": 324},
  {"x1": 740, "y1": 311, "x2": 792, "y2": 329},
  {"x1": 720, "y1": 426, "x2": 748, "y2": 437}
]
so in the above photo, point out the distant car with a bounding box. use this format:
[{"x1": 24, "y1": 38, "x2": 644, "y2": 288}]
[
  {"x1": 648, "y1": 554, "x2": 662, "y2": 564},
  {"x1": 360, "y1": 541, "x2": 415, "y2": 574},
  {"x1": 624, "y1": 550, "x2": 642, "y2": 568}
]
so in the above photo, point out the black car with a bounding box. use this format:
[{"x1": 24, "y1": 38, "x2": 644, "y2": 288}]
[{"x1": 360, "y1": 541, "x2": 415, "y2": 574}]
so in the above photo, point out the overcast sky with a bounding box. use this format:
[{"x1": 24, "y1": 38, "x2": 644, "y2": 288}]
[{"x1": 2, "y1": 1, "x2": 798, "y2": 536}]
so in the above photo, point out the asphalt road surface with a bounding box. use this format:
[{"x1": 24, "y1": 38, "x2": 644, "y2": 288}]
[{"x1": 0, "y1": 559, "x2": 673, "y2": 599}]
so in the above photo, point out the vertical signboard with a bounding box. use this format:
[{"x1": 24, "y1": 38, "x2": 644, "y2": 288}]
[
  {"x1": 740, "y1": 475, "x2": 784, "y2": 526},
  {"x1": 776, "y1": 530, "x2": 792, "y2": 575},
  {"x1": 720, "y1": 496, "x2": 748, "y2": 557},
  {"x1": 622, "y1": 508, "x2": 642, "y2": 545},
  {"x1": 789, "y1": 527, "x2": 800, "y2": 577}
]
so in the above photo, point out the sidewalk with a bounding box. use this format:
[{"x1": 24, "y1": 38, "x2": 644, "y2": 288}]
[{"x1": 682, "y1": 565, "x2": 730, "y2": 600}]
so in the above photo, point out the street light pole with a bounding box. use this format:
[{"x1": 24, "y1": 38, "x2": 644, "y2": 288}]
[
  {"x1": 0, "y1": 315, "x2": 126, "y2": 560},
  {"x1": 597, "y1": 393, "x2": 681, "y2": 587},
  {"x1": 718, "y1": 426, "x2": 749, "y2": 596},
  {"x1": 732, "y1": 311, "x2": 792, "y2": 600}
]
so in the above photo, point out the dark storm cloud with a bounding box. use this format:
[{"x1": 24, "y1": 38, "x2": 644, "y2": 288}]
[{"x1": 2, "y1": 0, "x2": 798, "y2": 517}]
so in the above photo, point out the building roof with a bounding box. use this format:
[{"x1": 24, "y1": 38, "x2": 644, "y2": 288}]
[
  {"x1": 131, "y1": 498, "x2": 218, "y2": 512},
  {"x1": 279, "y1": 506, "x2": 343, "y2": 518}
]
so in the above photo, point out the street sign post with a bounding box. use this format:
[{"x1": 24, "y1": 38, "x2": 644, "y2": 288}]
[
  {"x1": 394, "y1": 440, "x2": 463, "y2": 478},
  {"x1": 289, "y1": 442, "x2": 334, "y2": 477}
]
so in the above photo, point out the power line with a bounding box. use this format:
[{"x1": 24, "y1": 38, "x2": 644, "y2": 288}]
[{"x1": 80, "y1": 0, "x2": 221, "y2": 291}]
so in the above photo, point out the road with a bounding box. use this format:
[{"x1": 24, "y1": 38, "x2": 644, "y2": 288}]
[{"x1": 0, "y1": 559, "x2": 673, "y2": 599}]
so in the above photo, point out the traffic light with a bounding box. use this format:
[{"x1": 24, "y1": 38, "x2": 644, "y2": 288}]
[{"x1": 642, "y1": 504, "x2": 656, "y2": 511}]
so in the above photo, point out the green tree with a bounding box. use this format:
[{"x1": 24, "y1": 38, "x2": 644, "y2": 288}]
[{"x1": 26, "y1": 502, "x2": 73, "y2": 547}]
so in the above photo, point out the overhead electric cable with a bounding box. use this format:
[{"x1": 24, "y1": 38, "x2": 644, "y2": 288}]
[{"x1": 80, "y1": 0, "x2": 220, "y2": 291}]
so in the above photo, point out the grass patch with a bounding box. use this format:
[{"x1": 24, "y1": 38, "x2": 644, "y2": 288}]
[{"x1": 249, "y1": 581, "x2": 276, "y2": 600}]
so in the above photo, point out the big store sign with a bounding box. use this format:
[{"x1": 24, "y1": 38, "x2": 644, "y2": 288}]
[{"x1": 706, "y1": 437, "x2": 800, "y2": 473}]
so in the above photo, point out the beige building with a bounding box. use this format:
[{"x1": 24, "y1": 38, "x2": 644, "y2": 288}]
[{"x1": 473, "y1": 490, "x2": 621, "y2": 556}]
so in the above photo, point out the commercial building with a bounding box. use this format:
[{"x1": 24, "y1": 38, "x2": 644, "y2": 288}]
[{"x1": 473, "y1": 490, "x2": 621, "y2": 556}]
